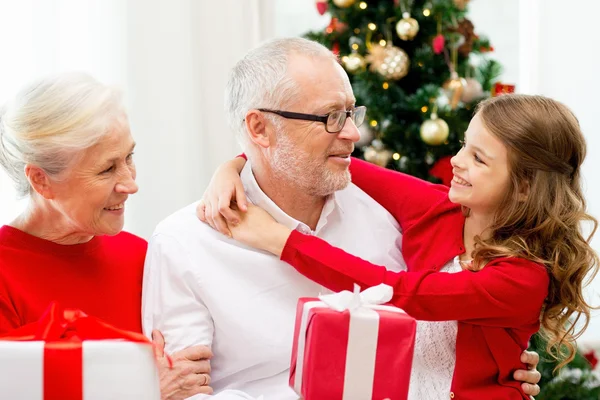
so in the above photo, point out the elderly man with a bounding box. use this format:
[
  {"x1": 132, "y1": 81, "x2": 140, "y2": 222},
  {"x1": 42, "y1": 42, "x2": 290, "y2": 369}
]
[{"x1": 142, "y1": 38, "x2": 540, "y2": 399}]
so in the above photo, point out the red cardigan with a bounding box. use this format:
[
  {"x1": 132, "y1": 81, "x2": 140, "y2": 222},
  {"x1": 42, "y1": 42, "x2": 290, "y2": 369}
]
[
  {"x1": 0, "y1": 226, "x2": 147, "y2": 334},
  {"x1": 281, "y1": 158, "x2": 549, "y2": 399}
]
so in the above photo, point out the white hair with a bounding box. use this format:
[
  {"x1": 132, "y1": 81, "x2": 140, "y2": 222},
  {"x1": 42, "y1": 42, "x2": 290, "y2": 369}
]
[
  {"x1": 224, "y1": 37, "x2": 337, "y2": 152},
  {"x1": 0, "y1": 72, "x2": 126, "y2": 198}
]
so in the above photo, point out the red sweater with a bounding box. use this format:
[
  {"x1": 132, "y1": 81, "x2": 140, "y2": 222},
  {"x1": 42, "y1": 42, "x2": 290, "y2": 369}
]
[
  {"x1": 281, "y1": 158, "x2": 549, "y2": 399},
  {"x1": 0, "y1": 226, "x2": 147, "y2": 334}
]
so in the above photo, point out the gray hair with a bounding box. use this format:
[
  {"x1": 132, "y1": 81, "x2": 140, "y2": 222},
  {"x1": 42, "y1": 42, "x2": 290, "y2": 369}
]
[
  {"x1": 225, "y1": 37, "x2": 337, "y2": 152},
  {"x1": 0, "y1": 72, "x2": 126, "y2": 198}
]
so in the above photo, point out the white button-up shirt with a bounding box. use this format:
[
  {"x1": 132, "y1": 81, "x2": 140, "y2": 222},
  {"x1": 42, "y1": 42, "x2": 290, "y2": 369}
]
[{"x1": 142, "y1": 162, "x2": 406, "y2": 399}]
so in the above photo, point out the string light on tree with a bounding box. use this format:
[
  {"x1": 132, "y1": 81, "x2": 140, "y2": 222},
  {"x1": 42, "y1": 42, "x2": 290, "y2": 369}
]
[{"x1": 423, "y1": 1, "x2": 432, "y2": 15}]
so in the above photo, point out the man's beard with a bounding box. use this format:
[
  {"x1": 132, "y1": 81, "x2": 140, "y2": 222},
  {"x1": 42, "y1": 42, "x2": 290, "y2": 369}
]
[{"x1": 270, "y1": 131, "x2": 351, "y2": 197}]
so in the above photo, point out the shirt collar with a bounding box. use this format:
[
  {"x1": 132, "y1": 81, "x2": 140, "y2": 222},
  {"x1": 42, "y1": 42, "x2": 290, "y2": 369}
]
[{"x1": 241, "y1": 162, "x2": 344, "y2": 234}]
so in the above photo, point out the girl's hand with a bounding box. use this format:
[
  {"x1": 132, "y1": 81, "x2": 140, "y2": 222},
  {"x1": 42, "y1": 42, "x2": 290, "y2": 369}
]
[
  {"x1": 197, "y1": 157, "x2": 247, "y2": 237},
  {"x1": 226, "y1": 204, "x2": 292, "y2": 257}
]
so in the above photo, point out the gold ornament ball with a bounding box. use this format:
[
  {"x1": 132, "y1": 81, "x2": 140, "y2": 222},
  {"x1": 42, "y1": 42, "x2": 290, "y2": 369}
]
[
  {"x1": 342, "y1": 53, "x2": 366, "y2": 73},
  {"x1": 363, "y1": 139, "x2": 393, "y2": 167},
  {"x1": 377, "y1": 46, "x2": 410, "y2": 80},
  {"x1": 460, "y1": 78, "x2": 484, "y2": 103},
  {"x1": 396, "y1": 13, "x2": 419, "y2": 40},
  {"x1": 443, "y1": 73, "x2": 467, "y2": 109},
  {"x1": 333, "y1": 0, "x2": 356, "y2": 8},
  {"x1": 420, "y1": 113, "x2": 449, "y2": 146}
]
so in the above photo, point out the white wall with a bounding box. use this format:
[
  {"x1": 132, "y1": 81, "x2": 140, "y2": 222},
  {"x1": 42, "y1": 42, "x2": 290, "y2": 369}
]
[
  {"x1": 123, "y1": 0, "x2": 265, "y2": 237},
  {"x1": 0, "y1": 0, "x2": 128, "y2": 223},
  {"x1": 123, "y1": 0, "x2": 277, "y2": 237}
]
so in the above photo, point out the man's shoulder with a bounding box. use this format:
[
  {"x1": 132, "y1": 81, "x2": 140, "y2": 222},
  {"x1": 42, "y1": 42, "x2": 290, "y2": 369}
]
[
  {"x1": 155, "y1": 201, "x2": 204, "y2": 233},
  {"x1": 335, "y1": 183, "x2": 400, "y2": 228},
  {"x1": 151, "y1": 201, "x2": 223, "y2": 246},
  {"x1": 338, "y1": 182, "x2": 390, "y2": 212}
]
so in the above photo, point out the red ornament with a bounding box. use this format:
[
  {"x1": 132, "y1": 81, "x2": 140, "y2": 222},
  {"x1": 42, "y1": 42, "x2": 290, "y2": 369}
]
[
  {"x1": 492, "y1": 82, "x2": 516, "y2": 97},
  {"x1": 432, "y1": 34, "x2": 445, "y2": 54},
  {"x1": 325, "y1": 17, "x2": 348, "y2": 35},
  {"x1": 584, "y1": 350, "x2": 598, "y2": 369},
  {"x1": 394, "y1": 0, "x2": 400, "y2": 5},
  {"x1": 331, "y1": 42, "x2": 340, "y2": 56},
  {"x1": 430, "y1": 156, "x2": 453, "y2": 186},
  {"x1": 316, "y1": 1, "x2": 328, "y2": 15}
]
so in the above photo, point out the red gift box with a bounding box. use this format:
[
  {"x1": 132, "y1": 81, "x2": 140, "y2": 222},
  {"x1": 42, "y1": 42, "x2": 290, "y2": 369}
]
[
  {"x1": 289, "y1": 285, "x2": 416, "y2": 400},
  {"x1": 0, "y1": 302, "x2": 160, "y2": 400}
]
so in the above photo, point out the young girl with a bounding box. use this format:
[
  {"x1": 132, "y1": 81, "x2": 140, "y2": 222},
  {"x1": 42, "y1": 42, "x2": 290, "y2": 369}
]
[{"x1": 199, "y1": 94, "x2": 598, "y2": 399}]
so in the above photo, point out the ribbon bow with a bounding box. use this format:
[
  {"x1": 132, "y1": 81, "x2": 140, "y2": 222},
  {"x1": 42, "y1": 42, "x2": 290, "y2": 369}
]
[
  {"x1": 0, "y1": 301, "x2": 150, "y2": 344},
  {"x1": 318, "y1": 283, "x2": 394, "y2": 312}
]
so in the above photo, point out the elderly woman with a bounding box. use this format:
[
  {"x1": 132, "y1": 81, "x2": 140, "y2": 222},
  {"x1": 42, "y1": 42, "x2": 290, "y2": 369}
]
[{"x1": 0, "y1": 73, "x2": 212, "y2": 400}]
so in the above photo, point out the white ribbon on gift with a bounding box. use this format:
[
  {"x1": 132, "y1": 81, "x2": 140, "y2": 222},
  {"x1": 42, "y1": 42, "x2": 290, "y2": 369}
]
[{"x1": 293, "y1": 284, "x2": 405, "y2": 400}]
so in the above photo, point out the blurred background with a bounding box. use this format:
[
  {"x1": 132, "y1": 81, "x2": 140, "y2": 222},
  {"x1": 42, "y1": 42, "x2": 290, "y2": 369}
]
[{"x1": 0, "y1": 0, "x2": 598, "y2": 393}]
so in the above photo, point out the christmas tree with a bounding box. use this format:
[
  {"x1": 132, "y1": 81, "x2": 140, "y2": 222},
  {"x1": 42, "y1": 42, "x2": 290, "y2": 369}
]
[
  {"x1": 304, "y1": 0, "x2": 600, "y2": 397},
  {"x1": 305, "y1": 0, "x2": 501, "y2": 183}
]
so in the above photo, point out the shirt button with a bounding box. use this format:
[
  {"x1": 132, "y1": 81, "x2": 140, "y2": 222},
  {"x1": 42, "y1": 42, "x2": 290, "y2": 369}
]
[
  {"x1": 298, "y1": 226, "x2": 311, "y2": 235},
  {"x1": 450, "y1": 392, "x2": 455, "y2": 399}
]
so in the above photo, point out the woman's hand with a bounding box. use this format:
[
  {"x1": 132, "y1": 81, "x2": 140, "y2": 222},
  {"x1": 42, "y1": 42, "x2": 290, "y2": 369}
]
[
  {"x1": 226, "y1": 204, "x2": 293, "y2": 257},
  {"x1": 197, "y1": 157, "x2": 247, "y2": 237},
  {"x1": 152, "y1": 330, "x2": 213, "y2": 400}
]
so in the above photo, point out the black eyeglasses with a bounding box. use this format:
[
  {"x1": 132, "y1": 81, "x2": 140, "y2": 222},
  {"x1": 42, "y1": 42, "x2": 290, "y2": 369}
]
[{"x1": 257, "y1": 106, "x2": 367, "y2": 133}]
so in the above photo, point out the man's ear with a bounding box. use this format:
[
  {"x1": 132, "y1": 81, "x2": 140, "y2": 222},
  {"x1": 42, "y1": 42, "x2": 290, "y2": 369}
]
[
  {"x1": 24, "y1": 165, "x2": 54, "y2": 199},
  {"x1": 244, "y1": 110, "x2": 272, "y2": 149}
]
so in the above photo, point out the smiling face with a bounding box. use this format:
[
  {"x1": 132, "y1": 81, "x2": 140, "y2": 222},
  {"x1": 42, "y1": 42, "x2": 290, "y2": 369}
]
[
  {"x1": 268, "y1": 55, "x2": 360, "y2": 197},
  {"x1": 47, "y1": 120, "x2": 138, "y2": 237},
  {"x1": 449, "y1": 112, "x2": 511, "y2": 217}
]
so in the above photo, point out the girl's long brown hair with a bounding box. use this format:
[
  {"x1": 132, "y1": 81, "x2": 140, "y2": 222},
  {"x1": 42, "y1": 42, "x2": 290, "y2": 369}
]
[{"x1": 470, "y1": 94, "x2": 598, "y2": 369}]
